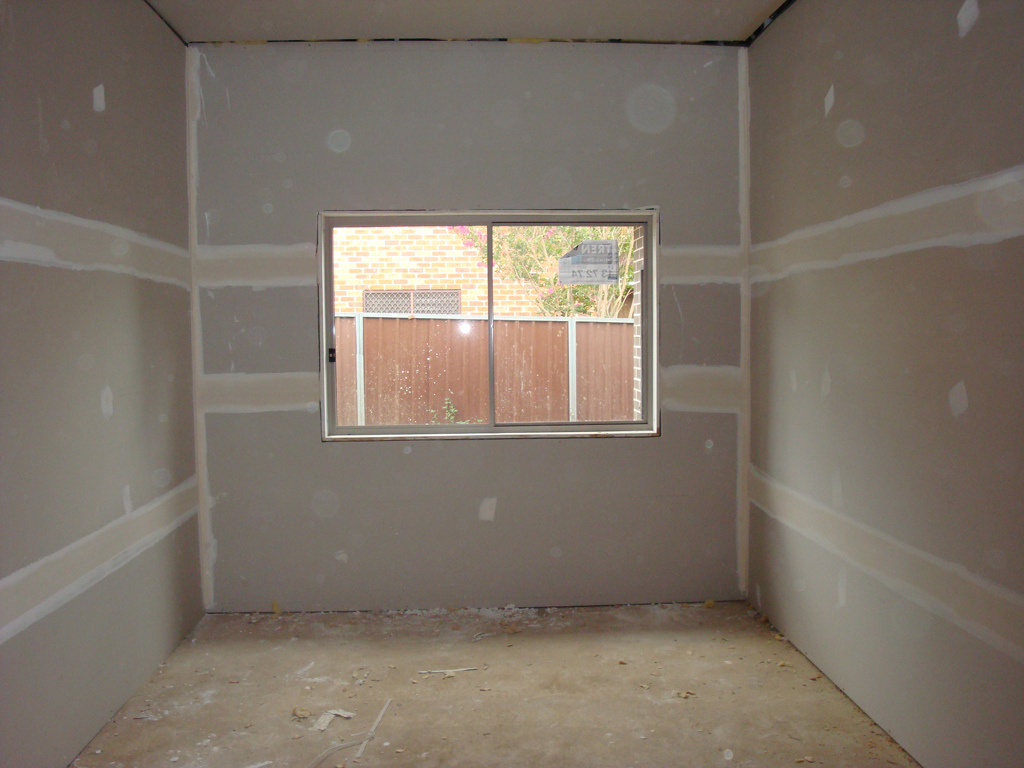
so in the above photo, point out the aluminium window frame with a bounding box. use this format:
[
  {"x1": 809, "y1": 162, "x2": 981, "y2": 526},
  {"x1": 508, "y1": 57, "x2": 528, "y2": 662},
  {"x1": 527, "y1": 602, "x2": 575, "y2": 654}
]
[{"x1": 317, "y1": 209, "x2": 659, "y2": 440}]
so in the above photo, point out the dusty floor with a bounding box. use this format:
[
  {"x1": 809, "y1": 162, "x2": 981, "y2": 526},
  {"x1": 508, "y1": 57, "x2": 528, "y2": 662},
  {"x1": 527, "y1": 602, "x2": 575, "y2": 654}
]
[{"x1": 73, "y1": 603, "x2": 918, "y2": 768}]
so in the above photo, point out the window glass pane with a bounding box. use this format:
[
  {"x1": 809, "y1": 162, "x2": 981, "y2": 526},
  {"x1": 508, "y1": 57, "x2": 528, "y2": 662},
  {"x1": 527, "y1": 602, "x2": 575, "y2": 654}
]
[
  {"x1": 332, "y1": 225, "x2": 489, "y2": 427},
  {"x1": 491, "y1": 225, "x2": 642, "y2": 424}
]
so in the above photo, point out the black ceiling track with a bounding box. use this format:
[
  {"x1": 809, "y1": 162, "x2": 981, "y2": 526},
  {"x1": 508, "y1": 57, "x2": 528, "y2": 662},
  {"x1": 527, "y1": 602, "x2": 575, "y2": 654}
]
[
  {"x1": 744, "y1": 0, "x2": 800, "y2": 46},
  {"x1": 142, "y1": 0, "x2": 798, "y2": 49}
]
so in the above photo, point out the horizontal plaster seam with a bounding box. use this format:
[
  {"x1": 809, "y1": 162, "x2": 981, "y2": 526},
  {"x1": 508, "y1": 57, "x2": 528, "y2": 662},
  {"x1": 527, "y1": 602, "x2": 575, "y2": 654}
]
[
  {"x1": 660, "y1": 364, "x2": 744, "y2": 412},
  {"x1": 0, "y1": 197, "x2": 190, "y2": 289},
  {"x1": 749, "y1": 467, "x2": 1024, "y2": 665},
  {"x1": 750, "y1": 163, "x2": 1024, "y2": 281},
  {"x1": 194, "y1": 243, "x2": 318, "y2": 287},
  {"x1": 0, "y1": 477, "x2": 199, "y2": 645},
  {"x1": 753, "y1": 162, "x2": 1024, "y2": 253},
  {"x1": 197, "y1": 371, "x2": 320, "y2": 413}
]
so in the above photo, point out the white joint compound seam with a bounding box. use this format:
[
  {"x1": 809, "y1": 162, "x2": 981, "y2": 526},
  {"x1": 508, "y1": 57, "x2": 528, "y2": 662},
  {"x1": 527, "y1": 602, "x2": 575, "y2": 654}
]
[
  {"x1": 748, "y1": 467, "x2": 1024, "y2": 665},
  {"x1": 187, "y1": 47, "x2": 217, "y2": 610},
  {"x1": 0, "y1": 197, "x2": 190, "y2": 289},
  {"x1": 751, "y1": 163, "x2": 1024, "y2": 281},
  {"x1": 0, "y1": 478, "x2": 199, "y2": 645},
  {"x1": 736, "y1": 47, "x2": 753, "y2": 595}
]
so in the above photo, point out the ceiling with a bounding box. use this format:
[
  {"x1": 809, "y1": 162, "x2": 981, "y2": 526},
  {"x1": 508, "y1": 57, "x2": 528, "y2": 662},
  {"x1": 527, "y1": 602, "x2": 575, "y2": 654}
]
[{"x1": 146, "y1": 0, "x2": 788, "y2": 45}]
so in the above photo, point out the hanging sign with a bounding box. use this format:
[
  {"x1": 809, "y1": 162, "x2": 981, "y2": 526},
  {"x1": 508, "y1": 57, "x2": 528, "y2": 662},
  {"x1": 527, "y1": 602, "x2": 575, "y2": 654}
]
[{"x1": 557, "y1": 240, "x2": 619, "y2": 285}]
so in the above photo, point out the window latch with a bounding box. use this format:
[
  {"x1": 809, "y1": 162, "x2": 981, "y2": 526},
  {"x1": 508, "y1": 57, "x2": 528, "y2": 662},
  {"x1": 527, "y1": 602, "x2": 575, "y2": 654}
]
[{"x1": 328, "y1": 348, "x2": 336, "y2": 363}]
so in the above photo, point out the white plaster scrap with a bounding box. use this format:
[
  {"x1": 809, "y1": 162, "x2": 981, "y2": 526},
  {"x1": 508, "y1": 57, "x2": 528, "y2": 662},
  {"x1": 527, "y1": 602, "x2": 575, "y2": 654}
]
[
  {"x1": 296, "y1": 661, "x2": 315, "y2": 675},
  {"x1": 949, "y1": 380, "x2": 969, "y2": 418},
  {"x1": 958, "y1": 0, "x2": 980, "y2": 38},
  {"x1": 478, "y1": 497, "x2": 497, "y2": 522},
  {"x1": 824, "y1": 84, "x2": 834, "y2": 116},
  {"x1": 242, "y1": 762, "x2": 273, "y2": 768},
  {"x1": 92, "y1": 84, "x2": 105, "y2": 112},
  {"x1": 101, "y1": 384, "x2": 114, "y2": 418},
  {"x1": 122, "y1": 485, "x2": 133, "y2": 516},
  {"x1": 327, "y1": 708, "x2": 355, "y2": 718},
  {"x1": 311, "y1": 712, "x2": 335, "y2": 731}
]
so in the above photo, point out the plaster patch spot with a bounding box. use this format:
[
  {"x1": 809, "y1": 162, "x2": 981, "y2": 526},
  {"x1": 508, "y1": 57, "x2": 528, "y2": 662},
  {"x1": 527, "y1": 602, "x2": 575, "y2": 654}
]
[
  {"x1": 312, "y1": 489, "x2": 340, "y2": 520},
  {"x1": 122, "y1": 485, "x2": 132, "y2": 516},
  {"x1": 958, "y1": 0, "x2": 980, "y2": 37},
  {"x1": 824, "y1": 84, "x2": 835, "y2": 116},
  {"x1": 327, "y1": 129, "x2": 352, "y2": 153},
  {"x1": 403, "y1": 445, "x2": 412, "y2": 454},
  {"x1": 549, "y1": 546, "x2": 562, "y2": 559},
  {"x1": 479, "y1": 497, "x2": 497, "y2": 522},
  {"x1": 158, "y1": 414, "x2": 169, "y2": 425},
  {"x1": 273, "y1": 151, "x2": 286, "y2": 163},
  {"x1": 626, "y1": 84, "x2": 677, "y2": 134},
  {"x1": 724, "y1": 750, "x2": 734, "y2": 761},
  {"x1": 60, "y1": 119, "x2": 71, "y2": 130},
  {"x1": 984, "y1": 549, "x2": 1007, "y2": 570},
  {"x1": 262, "y1": 203, "x2": 274, "y2": 214},
  {"x1": 152, "y1": 468, "x2": 171, "y2": 489},
  {"x1": 948, "y1": 380, "x2": 969, "y2": 418},
  {"x1": 704, "y1": 439, "x2": 714, "y2": 451},
  {"x1": 283, "y1": 178, "x2": 293, "y2": 189},
  {"x1": 839, "y1": 175, "x2": 853, "y2": 188},
  {"x1": 93, "y1": 84, "x2": 105, "y2": 112},
  {"x1": 821, "y1": 365, "x2": 831, "y2": 399},
  {"x1": 831, "y1": 468, "x2": 843, "y2": 510},
  {"x1": 334, "y1": 550, "x2": 349, "y2": 563},
  {"x1": 304, "y1": 401, "x2": 319, "y2": 413},
  {"x1": 790, "y1": 370, "x2": 798, "y2": 393},
  {"x1": 836, "y1": 119, "x2": 865, "y2": 148},
  {"x1": 101, "y1": 384, "x2": 114, "y2": 418},
  {"x1": 76, "y1": 353, "x2": 95, "y2": 371}
]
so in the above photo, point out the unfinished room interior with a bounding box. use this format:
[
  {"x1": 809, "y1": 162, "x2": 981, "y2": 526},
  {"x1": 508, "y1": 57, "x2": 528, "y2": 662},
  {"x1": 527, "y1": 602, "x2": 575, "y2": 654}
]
[{"x1": 2, "y1": 0, "x2": 1022, "y2": 766}]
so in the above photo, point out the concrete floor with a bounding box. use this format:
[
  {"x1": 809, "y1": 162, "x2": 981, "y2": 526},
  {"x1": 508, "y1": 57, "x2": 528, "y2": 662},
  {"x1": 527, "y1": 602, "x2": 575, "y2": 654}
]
[{"x1": 73, "y1": 603, "x2": 918, "y2": 768}]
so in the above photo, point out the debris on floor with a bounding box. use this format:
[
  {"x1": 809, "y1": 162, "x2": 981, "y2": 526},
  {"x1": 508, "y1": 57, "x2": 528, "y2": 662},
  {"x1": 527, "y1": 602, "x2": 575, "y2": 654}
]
[{"x1": 72, "y1": 603, "x2": 921, "y2": 768}]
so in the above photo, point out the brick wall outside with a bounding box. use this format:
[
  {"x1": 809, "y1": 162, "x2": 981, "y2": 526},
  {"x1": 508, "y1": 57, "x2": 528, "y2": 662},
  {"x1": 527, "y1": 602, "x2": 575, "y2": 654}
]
[{"x1": 332, "y1": 226, "x2": 537, "y2": 316}]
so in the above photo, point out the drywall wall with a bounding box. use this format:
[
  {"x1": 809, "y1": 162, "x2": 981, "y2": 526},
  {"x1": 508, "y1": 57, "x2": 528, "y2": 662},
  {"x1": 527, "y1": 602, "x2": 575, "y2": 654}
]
[
  {"x1": 0, "y1": 2, "x2": 202, "y2": 767},
  {"x1": 747, "y1": 2, "x2": 1024, "y2": 767},
  {"x1": 192, "y1": 41, "x2": 748, "y2": 610}
]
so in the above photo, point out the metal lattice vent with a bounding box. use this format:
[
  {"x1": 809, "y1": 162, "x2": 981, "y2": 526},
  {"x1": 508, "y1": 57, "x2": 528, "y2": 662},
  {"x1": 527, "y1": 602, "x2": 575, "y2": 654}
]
[
  {"x1": 363, "y1": 290, "x2": 412, "y2": 314},
  {"x1": 364, "y1": 290, "x2": 461, "y2": 315},
  {"x1": 413, "y1": 290, "x2": 461, "y2": 315}
]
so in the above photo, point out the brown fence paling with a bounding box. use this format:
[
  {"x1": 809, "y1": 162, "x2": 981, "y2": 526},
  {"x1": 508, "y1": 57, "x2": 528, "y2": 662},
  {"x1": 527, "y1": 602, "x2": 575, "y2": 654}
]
[
  {"x1": 576, "y1": 321, "x2": 635, "y2": 422},
  {"x1": 334, "y1": 316, "x2": 633, "y2": 427}
]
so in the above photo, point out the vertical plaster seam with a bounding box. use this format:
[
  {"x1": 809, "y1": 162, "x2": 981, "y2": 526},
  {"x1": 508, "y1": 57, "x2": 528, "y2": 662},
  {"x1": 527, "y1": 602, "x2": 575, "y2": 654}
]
[
  {"x1": 186, "y1": 46, "x2": 216, "y2": 609},
  {"x1": 736, "y1": 47, "x2": 752, "y2": 595}
]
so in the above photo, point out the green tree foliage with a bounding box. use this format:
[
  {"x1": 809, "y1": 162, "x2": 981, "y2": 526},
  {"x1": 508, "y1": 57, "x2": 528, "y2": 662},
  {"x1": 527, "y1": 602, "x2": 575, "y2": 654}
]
[{"x1": 450, "y1": 225, "x2": 637, "y2": 317}]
